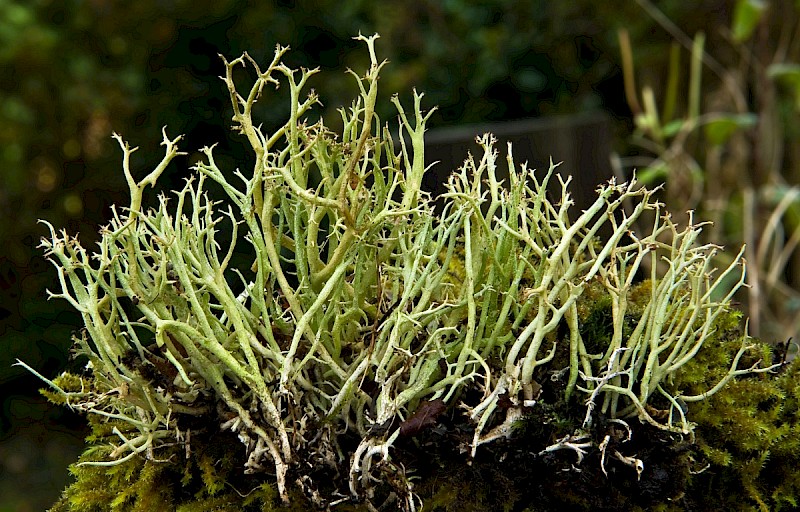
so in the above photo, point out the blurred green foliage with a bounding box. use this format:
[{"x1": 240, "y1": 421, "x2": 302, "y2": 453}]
[{"x1": 620, "y1": 0, "x2": 800, "y2": 344}]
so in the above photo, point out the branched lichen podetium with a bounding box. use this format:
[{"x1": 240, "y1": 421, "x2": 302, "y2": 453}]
[{"x1": 22, "y1": 34, "x2": 779, "y2": 510}]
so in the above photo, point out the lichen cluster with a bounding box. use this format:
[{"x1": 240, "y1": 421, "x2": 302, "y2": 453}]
[{"x1": 25, "y1": 35, "x2": 782, "y2": 511}]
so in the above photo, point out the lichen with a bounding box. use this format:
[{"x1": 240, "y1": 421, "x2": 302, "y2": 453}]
[{"x1": 24, "y1": 33, "x2": 782, "y2": 511}]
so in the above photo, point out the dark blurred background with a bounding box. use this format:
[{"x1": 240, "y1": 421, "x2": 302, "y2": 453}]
[{"x1": 3, "y1": 1, "x2": 800, "y2": 509}]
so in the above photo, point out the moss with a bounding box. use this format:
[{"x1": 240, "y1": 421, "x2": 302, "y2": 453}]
[
  {"x1": 39, "y1": 372, "x2": 87, "y2": 405},
  {"x1": 671, "y1": 317, "x2": 800, "y2": 511},
  {"x1": 48, "y1": 406, "x2": 292, "y2": 512}
]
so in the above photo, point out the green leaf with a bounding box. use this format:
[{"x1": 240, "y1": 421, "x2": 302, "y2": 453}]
[
  {"x1": 768, "y1": 63, "x2": 800, "y2": 109},
  {"x1": 732, "y1": 0, "x2": 766, "y2": 42},
  {"x1": 661, "y1": 119, "x2": 686, "y2": 138},
  {"x1": 636, "y1": 164, "x2": 669, "y2": 185},
  {"x1": 703, "y1": 113, "x2": 758, "y2": 145},
  {"x1": 767, "y1": 63, "x2": 800, "y2": 85}
]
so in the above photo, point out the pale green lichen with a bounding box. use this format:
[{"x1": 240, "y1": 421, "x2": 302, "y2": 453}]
[{"x1": 24, "y1": 34, "x2": 778, "y2": 510}]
